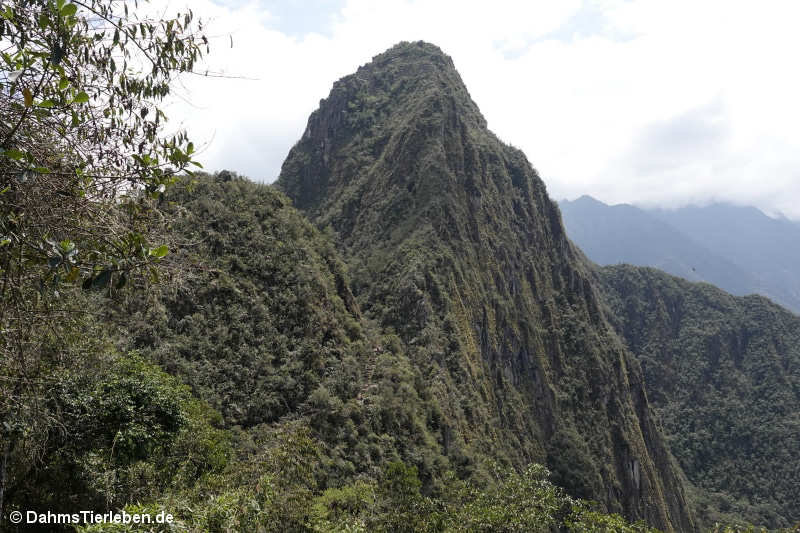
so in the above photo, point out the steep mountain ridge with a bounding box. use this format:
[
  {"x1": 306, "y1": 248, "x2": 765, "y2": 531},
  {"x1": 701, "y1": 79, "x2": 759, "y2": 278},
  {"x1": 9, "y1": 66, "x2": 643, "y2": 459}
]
[
  {"x1": 278, "y1": 41, "x2": 694, "y2": 531},
  {"x1": 115, "y1": 174, "x2": 470, "y2": 499}
]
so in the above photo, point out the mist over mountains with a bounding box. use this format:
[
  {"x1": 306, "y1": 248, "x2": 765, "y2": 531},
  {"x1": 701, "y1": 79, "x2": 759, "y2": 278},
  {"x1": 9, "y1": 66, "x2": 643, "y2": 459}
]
[{"x1": 560, "y1": 195, "x2": 800, "y2": 314}]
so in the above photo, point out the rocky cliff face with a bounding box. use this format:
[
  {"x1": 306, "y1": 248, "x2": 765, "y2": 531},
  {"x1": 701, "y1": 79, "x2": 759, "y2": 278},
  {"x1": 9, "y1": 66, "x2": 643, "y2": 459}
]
[{"x1": 278, "y1": 41, "x2": 695, "y2": 532}]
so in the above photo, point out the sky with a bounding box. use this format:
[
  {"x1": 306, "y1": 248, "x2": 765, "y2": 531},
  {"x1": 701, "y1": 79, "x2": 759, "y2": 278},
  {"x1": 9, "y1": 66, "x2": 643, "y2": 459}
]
[{"x1": 160, "y1": 0, "x2": 800, "y2": 220}]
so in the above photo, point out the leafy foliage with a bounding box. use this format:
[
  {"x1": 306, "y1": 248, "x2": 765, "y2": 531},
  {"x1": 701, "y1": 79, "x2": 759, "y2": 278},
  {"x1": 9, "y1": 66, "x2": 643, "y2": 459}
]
[
  {"x1": 4, "y1": 348, "x2": 229, "y2": 530},
  {"x1": 1, "y1": 0, "x2": 204, "y2": 181},
  {"x1": 117, "y1": 172, "x2": 364, "y2": 427},
  {"x1": 0, "y1": 0, "x2": 205, "y2": 299},
  {"x1": 76, "y1": 441, "x2": 663, "y2": 533},
  {"x1": 0, "y1": 0, "x2": 207, "y2": 523}
]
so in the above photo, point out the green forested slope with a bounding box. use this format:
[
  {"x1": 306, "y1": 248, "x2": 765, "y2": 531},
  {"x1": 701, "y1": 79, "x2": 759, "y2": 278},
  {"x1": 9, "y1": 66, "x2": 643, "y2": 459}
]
[
  {"x1": 118, "y1": 172, "x2": 364, "y2": 429},
  {"x1": 278, "y1": 41, "x2": 694, "y2": 532},
  {"x1": 5, "y1": 173, "x2": 669, "y2": 533},
  {"x1": 597, "y1": 265, "x2": 800, "y2": 529},
  {"x1": 89, "y1": 172, "x2": 666, "y2": 533},
  {"x1": 114, "y1": 172, "x2": 455, "y2": 486}
]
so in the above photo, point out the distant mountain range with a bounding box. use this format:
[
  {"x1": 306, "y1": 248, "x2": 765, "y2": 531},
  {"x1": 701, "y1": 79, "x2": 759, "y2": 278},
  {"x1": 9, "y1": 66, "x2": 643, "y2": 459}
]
[{"x1": 559, "y1": 196, "x2": 800, "y2": 314}]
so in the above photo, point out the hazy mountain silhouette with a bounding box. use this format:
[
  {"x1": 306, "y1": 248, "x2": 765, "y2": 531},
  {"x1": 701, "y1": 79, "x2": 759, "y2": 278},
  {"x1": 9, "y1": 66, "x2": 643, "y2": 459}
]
[{"x1": 560, "y1": 196, "x2": 800, "y2": 313}]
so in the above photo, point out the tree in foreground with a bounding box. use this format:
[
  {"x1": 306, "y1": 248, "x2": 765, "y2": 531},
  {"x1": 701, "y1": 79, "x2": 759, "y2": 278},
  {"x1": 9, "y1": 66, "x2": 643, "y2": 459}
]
[{"x1": 0, "y1": 0, "x2": 206, "y2": 523}]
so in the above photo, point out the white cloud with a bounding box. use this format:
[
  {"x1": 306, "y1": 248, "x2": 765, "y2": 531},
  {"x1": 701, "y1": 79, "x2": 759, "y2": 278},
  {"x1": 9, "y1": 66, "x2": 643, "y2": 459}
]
[{"x1": 162, "y1": 0, "x2": 800, "y2": 219}]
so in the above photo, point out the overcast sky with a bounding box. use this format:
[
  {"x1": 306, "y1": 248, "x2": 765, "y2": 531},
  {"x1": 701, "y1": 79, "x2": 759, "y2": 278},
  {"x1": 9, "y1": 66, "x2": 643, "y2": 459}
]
[{"x1": 162, "y1": 0, "x2": 800, "y2": 220}]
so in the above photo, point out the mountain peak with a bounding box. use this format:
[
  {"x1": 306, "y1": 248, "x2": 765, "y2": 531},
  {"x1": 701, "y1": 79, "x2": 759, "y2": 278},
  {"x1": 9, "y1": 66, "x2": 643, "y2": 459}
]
[
  {"x1": 279, "y1": 41, "x2": 488, "y2": 216},
  {"x1": 278, "y1": 43, "x2": 695, "y2": 532},
  {"x1": 345, "y1": 40, "x2": 461, "y2": 93},
  {"x1": 327, "y1": 40, "x2": 478, "y2": 118},
  {"x1": 565, "y1": 195, "x2": 605, "y2": 206}
]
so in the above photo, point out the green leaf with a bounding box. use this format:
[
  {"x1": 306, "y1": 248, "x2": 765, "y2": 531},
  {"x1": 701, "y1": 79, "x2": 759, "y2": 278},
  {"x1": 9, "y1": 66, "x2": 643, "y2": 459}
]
[
  {"x1": 38, "y1": 13, "x2": 49, "y2": 29},
  {"x1": 59, "y1": 78, "x2": 69, "y2": 90},
  {"x1": 38, "y1": 99, "x2": 55, "y2": 108},
  {"x1": 149, "y1": 244, "x2": 169, "y2": 258},
  {"x1": 73, "y1": 91, "x2": 89, "y2": 103},
  {"x1": 60, "y1": 3, "x2": 77, "y2": 17},
  {"x1": 2, "y1": 149, "x2": 25, "y2": 161}
]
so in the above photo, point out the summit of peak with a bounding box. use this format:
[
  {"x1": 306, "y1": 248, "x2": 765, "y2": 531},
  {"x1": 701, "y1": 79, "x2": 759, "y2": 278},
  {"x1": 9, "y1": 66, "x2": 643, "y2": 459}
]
[
  {"x1": 329, "y1": 40, "x2": 469, "y2": 100},
  {"x1": 364, "y1": 40, "x2": 454, "y2": 69},
  {"x1": 278, "y1": 41, "x2": 489, "y2": 212}
]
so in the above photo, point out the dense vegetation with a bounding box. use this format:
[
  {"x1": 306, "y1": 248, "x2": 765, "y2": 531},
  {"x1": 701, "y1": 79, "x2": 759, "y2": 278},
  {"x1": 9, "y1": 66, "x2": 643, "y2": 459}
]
[
  {"x1": 598, "y1": 265, "x2": 800, "y2": 529},
  {"x1": 114, "y1": 172, "x2": 455, "y2": 489},
  {"x1": 1, "y1": 0, "x2": 205, "y2": 527},
  {"x1": 1, "y1": 172, "x2": 677, "y2": 533}
]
